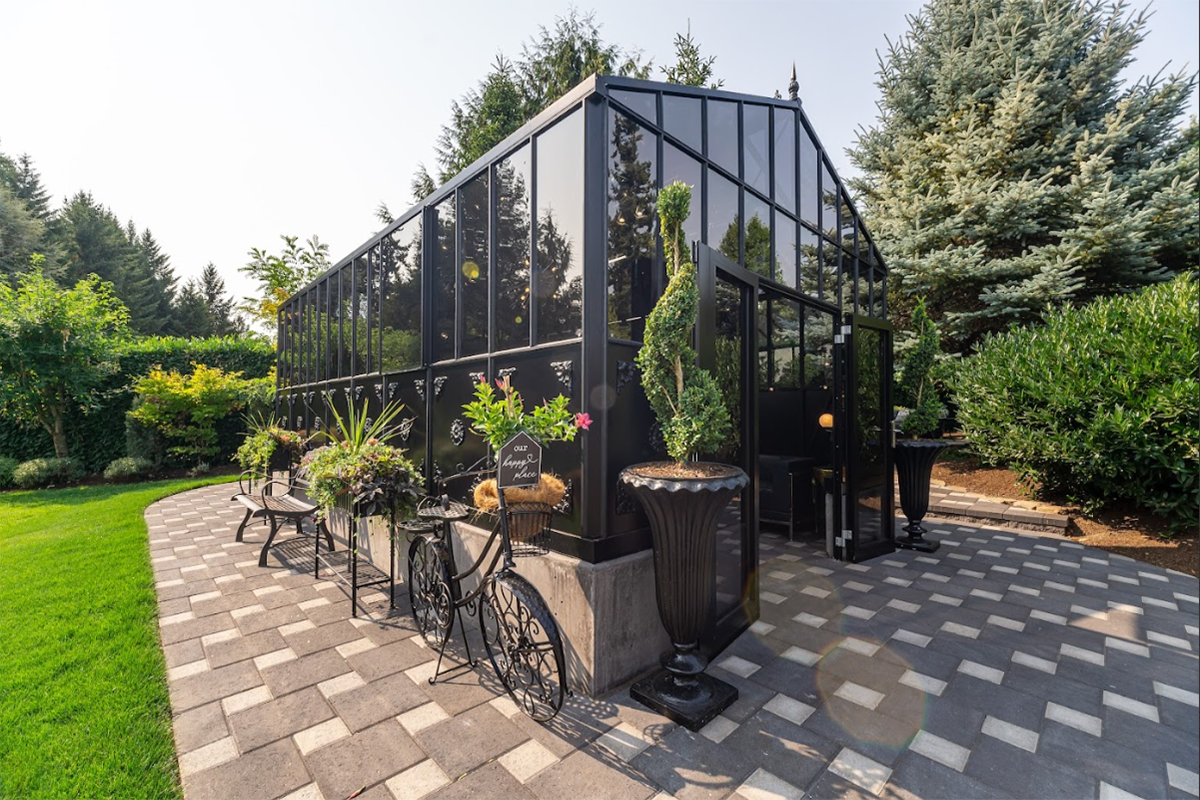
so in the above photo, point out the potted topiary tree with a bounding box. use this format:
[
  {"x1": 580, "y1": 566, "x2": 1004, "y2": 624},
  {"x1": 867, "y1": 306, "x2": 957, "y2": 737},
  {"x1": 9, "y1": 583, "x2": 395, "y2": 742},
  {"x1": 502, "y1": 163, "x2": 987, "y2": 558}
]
[
  {"x1": 893, "y1": 297, "x2": 949, "y2": 552},
  {"x1": 619, "y1": 181, "x2": 747, "y2": 731}
]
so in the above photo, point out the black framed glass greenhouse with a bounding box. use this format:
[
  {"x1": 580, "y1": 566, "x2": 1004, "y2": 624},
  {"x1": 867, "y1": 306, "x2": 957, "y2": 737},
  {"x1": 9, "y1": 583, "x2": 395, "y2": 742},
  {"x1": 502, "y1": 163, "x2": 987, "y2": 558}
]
[{"x1": 275, "y1": 73, "x2": 894, "y2": 695}]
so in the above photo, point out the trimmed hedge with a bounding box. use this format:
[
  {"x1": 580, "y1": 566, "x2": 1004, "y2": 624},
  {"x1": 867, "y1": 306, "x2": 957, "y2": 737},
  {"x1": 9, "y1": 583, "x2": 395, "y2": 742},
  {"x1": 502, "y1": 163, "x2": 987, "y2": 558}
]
[
  {"x1": 0, "y1": 456, "x2": 17, "y2": 488},
  {"x1": 954, "y1": 274, "x2": 1199, "y2": 530},
  {"x1": 0, "y1": 336, "x2": 274, "y2": 473}
]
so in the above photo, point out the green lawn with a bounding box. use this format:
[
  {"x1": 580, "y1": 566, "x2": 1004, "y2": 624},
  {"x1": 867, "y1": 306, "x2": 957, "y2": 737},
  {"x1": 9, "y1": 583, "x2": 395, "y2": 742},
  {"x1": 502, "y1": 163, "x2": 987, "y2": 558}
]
[{"x1": 0, "y1": 477, "x2": 235, "y2": 800}]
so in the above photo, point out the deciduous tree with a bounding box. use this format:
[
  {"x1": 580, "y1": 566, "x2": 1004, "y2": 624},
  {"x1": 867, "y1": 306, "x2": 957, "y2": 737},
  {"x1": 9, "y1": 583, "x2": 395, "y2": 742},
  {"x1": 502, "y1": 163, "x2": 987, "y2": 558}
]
[{"x1": 0, "y1": 270, "x2": 129, "y2": 458}]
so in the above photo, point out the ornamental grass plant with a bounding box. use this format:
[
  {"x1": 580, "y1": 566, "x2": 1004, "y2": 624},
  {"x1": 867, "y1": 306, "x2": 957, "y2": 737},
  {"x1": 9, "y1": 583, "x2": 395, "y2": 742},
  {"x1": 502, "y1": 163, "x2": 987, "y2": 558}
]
[{"x1": 301, "y1": 399, "x2": 420, "y2": 520}]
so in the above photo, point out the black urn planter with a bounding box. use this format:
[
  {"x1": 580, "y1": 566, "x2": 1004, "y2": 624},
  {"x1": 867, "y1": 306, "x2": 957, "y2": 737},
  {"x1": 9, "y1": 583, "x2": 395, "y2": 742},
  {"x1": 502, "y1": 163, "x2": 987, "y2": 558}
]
[
  {"x1": 894, "y1": 440, "x2": 950, "y2": 552},
  {"x1": 619, "y1": 462, "x2": 749, "y2": 732}
]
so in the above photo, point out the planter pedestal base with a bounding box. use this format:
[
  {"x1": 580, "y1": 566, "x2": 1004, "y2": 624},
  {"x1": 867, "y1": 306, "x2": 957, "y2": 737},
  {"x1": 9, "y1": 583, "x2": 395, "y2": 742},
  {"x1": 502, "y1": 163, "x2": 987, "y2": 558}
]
[
  {"x1": 631, "y1": 668, "x2": 737, "y2": 732},
  {"x1": 619, "y1": 462, "x2": 748, "y2": 732},
  {"x1": 894, "y1": 441, "x2": 950, "y2": 554}
]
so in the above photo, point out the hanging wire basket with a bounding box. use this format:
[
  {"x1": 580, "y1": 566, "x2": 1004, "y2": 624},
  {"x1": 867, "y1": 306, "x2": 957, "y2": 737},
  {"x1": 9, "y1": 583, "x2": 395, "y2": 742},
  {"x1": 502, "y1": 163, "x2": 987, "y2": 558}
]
[{"x1": 504, "y1": 501, "x2": 553, "y2": 557}]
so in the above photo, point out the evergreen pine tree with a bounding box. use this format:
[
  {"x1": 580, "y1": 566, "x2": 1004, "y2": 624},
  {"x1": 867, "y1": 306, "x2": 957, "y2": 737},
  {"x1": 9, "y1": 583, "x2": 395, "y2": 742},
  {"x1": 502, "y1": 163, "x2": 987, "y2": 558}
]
[
  {"x1": 171, "y1": 280, "x2": 214, "y2": 338},
  {"x1": 12, "y1": 154, "x2": 52, "y2": 220},
  {"x1": 661, "y1": 21, "x2": 723, "y2": 89},
  {"x1": 409, "y1": 10, "x2": 649, "y2": 201},
  {"x1": 52, "y1": 193, "x2": 172, "y2": 335},
  {"x1": 0, "y1": 184, "x2": 49, "y2": 279},
  {"x1": 199, "y1": 262, "x2": 243, "y2": 335},
  {"x1": 848, "y1": 0, "x2": 1199, "y2": 353}
]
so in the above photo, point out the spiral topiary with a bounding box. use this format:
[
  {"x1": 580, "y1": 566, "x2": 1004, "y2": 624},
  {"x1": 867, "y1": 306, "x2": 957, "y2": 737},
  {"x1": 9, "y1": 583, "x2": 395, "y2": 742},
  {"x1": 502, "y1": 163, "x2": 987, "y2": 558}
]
[{"x1": 636, "y1": 182, "x2": 731, "y2": 466}]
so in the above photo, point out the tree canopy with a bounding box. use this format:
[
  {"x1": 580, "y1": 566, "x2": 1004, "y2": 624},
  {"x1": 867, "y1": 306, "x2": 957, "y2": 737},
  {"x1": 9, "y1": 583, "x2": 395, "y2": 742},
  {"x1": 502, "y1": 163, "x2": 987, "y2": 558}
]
[
  {"x1": 0, "y1": 270, "x2": 130, "y2": 458},
  {"x1": 409, "y1": 9, "x2": 651, "y2": 202},
  {"x1": 239, "y1": 235, "x2": 331, "y2": 330},
  {"x1": 848, "y1": 0, "x2": 1199, "y2": 353}
]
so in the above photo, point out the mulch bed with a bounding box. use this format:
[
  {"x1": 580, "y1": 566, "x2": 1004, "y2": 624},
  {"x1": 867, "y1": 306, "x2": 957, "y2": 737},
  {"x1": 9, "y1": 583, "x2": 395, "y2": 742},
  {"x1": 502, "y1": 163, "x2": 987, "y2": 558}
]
[{"x1": 933, "y1": 452, "x2": 1197, "y2": 577}]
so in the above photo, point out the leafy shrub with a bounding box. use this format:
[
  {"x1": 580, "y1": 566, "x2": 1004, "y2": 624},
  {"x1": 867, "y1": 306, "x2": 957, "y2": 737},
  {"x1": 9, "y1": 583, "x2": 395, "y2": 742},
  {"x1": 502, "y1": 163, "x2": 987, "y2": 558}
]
[
  {"x1": 0, "y1": 456, "x2": 18, "y2": 488},
  {"x1": 12, "y1": 457, "x2": 84, "y2": 489},
  {"x1": 953, "y1": 274, "x2": 1199, "y2": 530},
  {"x1": 103, "y1": 456, "x2": 155, "y2": 482},
  {"x1": 130, "y1": 363, "x2": 273, "y2": 464},
  {"x1": 0, "y1": 335, "x2": 275, "y2": 472}
]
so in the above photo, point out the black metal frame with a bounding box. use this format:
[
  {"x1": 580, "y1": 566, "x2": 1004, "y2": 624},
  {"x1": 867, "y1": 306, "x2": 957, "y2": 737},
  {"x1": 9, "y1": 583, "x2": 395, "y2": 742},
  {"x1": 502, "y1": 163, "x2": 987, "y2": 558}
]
[
  {"x1": 697, "y1": 246, "x2": 761, "y2": 654},
  {"x1": 275, "y1": 74, "x2": 892, "y2": 580}
]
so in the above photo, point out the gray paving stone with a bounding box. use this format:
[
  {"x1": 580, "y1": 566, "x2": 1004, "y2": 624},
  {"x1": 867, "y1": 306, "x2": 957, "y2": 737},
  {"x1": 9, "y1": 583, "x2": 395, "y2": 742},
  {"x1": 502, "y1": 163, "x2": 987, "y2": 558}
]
[
  {"x1": 306, "y1": 719, "x2": 425, "y2": 799},
  {"x1": 416, "y1": 703, "x2": 531, "y2": 778},
  {"x1": 526, "y1": 746, "x2": 658, "y2": 800},
  {"x1": 965, "y1": 735, "x2": 1095, "y2": 799},
  {"x1": 329, "y1": 669, "x2": 429, "y2": 732},
  {"x1": 149, "y1": 489, "x2": 1198, "y2": 800},
  {"x1": 886, "y1": 752, "x2": 1011, "y2": 800},
  {"x1": 183, "y1": 738, "x2": 310, "y2": 800},
  {"x1": 1041, "y1": 721, "x2": 1169, "y2": 799},
  {"x1": 227, "y1": 686, "x2": 334, "y2": 752}
]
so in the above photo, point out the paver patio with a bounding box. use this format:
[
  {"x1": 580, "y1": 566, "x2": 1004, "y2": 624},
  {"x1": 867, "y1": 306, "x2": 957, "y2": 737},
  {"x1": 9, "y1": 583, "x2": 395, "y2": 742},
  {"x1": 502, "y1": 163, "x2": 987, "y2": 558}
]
[{"x1": 148, "y1": 484, "x2": 1199, "y2": 800}]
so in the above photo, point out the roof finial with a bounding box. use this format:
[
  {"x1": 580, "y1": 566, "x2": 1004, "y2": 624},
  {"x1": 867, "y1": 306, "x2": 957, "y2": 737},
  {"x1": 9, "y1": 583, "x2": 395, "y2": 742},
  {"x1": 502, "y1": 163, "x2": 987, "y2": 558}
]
[{"x1": 788, "y1": 62, "x2": 800, "y2": 103}]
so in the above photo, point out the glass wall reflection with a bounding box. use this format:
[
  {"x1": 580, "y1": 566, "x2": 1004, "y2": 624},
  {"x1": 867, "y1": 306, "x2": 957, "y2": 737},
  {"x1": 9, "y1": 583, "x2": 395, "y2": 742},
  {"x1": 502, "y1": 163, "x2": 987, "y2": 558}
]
[
  {"x1": 535, "y1": 110, "x2": 584, "y2": 343},
  {"x1": 607, "y1": 109, "x2": 658, "y2": 341}
]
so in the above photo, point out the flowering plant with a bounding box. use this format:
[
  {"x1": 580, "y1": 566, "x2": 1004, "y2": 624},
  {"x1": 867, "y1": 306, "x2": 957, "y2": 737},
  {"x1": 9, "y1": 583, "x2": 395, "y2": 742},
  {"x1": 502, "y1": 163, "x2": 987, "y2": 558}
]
[
  {"x1": 462, "y1": 375, "x2": 591, "y2": 452},
  {"x1": 234, "y1": 412, "x2": 309, "y2": 474},
  {"x1": 302, "y1": 399, "x2": 420, "y2": 520}
]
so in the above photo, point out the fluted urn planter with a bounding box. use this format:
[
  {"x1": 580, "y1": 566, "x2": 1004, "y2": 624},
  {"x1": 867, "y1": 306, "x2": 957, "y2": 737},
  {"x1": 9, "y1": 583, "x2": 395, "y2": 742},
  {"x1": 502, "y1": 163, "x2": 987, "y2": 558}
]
[
  {"x1": 620, "y1": 462, "x2": 749, "y2": 731},
  {"x1": 894, "y1": 440, "x2": 950, "y2": 552}
]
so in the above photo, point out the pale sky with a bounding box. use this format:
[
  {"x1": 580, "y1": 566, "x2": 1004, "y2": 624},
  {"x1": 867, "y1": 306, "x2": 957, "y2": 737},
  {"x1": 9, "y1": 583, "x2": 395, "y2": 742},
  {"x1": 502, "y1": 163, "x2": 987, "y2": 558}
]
[{"x1": 2, "y1": 0, "x2": 1196, "y2": 306}]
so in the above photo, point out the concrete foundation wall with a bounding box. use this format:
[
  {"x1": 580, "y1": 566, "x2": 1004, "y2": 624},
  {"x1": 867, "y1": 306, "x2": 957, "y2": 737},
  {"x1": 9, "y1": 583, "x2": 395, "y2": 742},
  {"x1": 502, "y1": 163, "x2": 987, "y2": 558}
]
[{"x1": 318, "y1": 503, "x2": 670, "y2": 697}]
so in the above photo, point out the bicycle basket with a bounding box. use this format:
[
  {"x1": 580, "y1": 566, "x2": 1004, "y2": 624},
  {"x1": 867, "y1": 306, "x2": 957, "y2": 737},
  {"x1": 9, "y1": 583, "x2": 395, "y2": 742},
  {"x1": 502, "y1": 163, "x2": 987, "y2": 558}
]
[{"x1": 504, "y1": 502, "x2": 553, "y2": 557}]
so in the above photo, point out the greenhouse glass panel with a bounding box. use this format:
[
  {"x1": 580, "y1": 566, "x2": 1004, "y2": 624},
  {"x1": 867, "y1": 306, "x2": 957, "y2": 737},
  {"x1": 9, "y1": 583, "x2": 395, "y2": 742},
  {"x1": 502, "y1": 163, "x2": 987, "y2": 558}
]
[
  {"x1": 799, "y1": 120, "x2": 819, "y2": 228},
  {"x1": 743, "y1": 104, "x2": 770, "y2": 197},
  {"x1": 707, "y1": 99, "x2": 738, "y2": 175},
  {"x1": 535, "y1": 109, "x2": 584, "y2": 343},
  {"x1": 494, "y1": 144, "x2": 531, "y2": 352},
  {"x1": 380, "y1": 216, "x2": 422, "y2": 372},
  {"x1": 744, "y1": 191, "x2": 771, "y2": 279},
  {"x1": 662, "y1": 93, "x2": 702, "y2": 154},
  {"x1": 707, "y1": 167, "x2": 739, "y2": 261},
  {"x1": 433, "y1": 195, "x2": 456, "y2": 361},
  {"x1": 774, "y1": 211, "x2": 797, "y2": 287},
  {"x1": 610, "y1": 89, "x2": 657, "y2": 124},
  {"x1": 774, "y1": 107, "x2": 796, "y2": 214},
  {"x1": 460, "y1": 172, "x2": 489, "y2": 357},
  {"x1": 607, "y1": 108, "x2": 658, "y2": 341}
]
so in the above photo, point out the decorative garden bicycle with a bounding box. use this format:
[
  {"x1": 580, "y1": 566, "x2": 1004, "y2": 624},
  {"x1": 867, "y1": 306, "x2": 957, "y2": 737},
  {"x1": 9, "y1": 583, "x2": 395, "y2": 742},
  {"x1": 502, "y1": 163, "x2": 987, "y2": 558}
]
[{"x1": 401, "y1": 461, "x2": 568, "y2": 723}]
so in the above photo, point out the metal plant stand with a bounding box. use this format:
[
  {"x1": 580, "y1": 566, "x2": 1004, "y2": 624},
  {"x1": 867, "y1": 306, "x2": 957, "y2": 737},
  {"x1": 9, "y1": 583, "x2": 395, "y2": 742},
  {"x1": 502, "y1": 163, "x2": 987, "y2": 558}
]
[
  {"x1": 314, "y1": 504, "x2": 396, "y2": 617},
  {"x1": 894, "y1": 440, "x2": 950, "y2": 553},
  {"x1": 619, "y1": 463, "x2": 749, "y2": 732}
]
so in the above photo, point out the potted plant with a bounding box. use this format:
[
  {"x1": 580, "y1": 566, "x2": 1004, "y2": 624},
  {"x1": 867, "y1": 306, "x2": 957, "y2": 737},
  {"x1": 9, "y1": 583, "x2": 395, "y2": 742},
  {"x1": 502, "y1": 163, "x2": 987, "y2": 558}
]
[
  {"x1": 462, "y1": 375, "x2": 589, "y2": 514},
  {"x1": 893, "y1": 297, "x2": 950, "y2": 552},
  {"x1": 619, "y1": 181, "x2": 747, "y2": 732},
  {"x1": 234, "y1": 411, "x2": 308, "y2": 476},
  {"x1": 302, "y1": 399, "x2": 421, "y2": 522}
]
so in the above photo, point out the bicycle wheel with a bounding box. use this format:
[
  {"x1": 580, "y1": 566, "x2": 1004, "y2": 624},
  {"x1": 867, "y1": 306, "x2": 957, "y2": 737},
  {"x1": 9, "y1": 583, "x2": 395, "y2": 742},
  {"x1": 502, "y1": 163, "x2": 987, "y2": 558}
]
[
  {"x1": 478, "y1": 571, "x2": 567, "y2": 722},
  {"x1": 407, "y1": 535, "x2": 453, "y2": 646}
]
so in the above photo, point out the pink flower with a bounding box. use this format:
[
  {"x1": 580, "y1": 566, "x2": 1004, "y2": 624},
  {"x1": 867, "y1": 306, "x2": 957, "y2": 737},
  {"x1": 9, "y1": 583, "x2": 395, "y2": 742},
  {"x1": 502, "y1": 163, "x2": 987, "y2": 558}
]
[
  {"x1": 495, "y1": 378, "x2": 506, "y2": 390},
  {"x1": 575, "y1": 412, "x2": 592, "y2": 431}
]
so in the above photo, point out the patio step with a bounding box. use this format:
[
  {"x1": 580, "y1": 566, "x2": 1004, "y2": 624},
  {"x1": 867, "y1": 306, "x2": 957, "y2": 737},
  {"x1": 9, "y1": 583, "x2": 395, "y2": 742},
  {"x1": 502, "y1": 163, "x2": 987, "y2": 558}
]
[{"x1": 896, "y1": 481, "x2": 1071, "y2": 532}]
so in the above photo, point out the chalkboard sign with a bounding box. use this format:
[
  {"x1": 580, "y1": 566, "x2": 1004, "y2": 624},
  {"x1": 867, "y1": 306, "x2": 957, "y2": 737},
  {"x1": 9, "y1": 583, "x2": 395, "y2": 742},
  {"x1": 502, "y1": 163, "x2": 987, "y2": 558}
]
[{"x1": 497, "y1": 431, "x2": 542, "y2": 489}]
